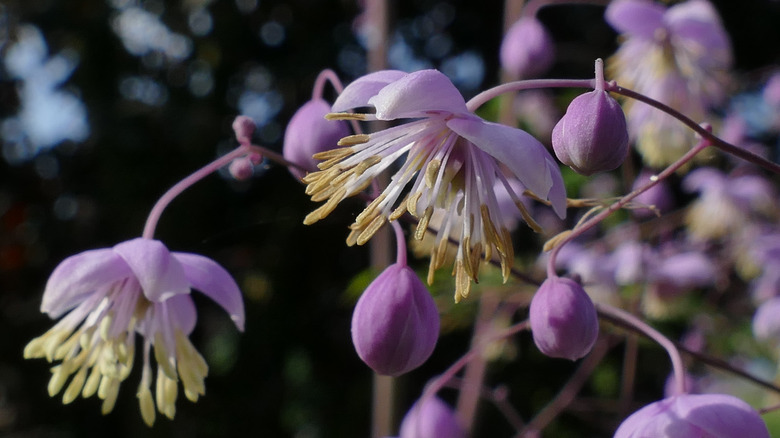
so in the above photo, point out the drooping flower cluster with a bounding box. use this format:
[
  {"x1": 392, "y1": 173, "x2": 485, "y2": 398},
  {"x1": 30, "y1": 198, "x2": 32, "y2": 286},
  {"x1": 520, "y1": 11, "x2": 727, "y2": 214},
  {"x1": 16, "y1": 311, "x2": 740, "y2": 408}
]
[
  {"x1": 606, "y1": 0, "x2": 732, "y2": 167},
  {"x1": 24, "y1": 238, "x2": 245, "y2": 426},
  {"x1": 303, "y1": 69, "x2": 566, "y2": 301}
]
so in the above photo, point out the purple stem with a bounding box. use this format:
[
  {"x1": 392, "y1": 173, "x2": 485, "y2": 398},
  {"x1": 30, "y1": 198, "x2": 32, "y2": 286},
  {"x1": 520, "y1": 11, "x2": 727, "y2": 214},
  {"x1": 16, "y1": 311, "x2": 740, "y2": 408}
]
[
  {"x1": 142, "y1": 145, "x2": 250, "y2": 239},
  {"x1": 312, "y1": 68, "x2": 345, "y2": 100},
  {"x1": 467, "y1": 78, "x2": 595, "y2": 111},
  {"x1": 596, "y1": 303, "x2": 687, "y2": 395}
]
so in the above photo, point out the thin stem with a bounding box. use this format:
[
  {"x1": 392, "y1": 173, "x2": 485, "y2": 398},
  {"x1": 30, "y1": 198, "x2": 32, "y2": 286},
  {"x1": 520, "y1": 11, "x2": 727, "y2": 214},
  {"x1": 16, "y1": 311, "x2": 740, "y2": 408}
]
[
  {"x1": 609, "y1": 84, "x2": 780, "y2": 175},
  {"x1": 596, "y1": 303, "x2": 687, "y2": 395},
  {"x1": 312, "y1": 68, "x2": 344, "y2": 100},
  {"x1": 467, "y1": 78, "x2": 595, "y2": 112},
  {"x1": 142, "y1": 145, "x2": 250, "y2": 239},
  {"x1": 520, "y1": 337, "x2": 612, "y2": 436},
  {"x1": 391, "y1": 220, "x2": 407, "y2": 266},
  {"x1": 546, "y1": 138, "x2": 710, "y2": 275}
]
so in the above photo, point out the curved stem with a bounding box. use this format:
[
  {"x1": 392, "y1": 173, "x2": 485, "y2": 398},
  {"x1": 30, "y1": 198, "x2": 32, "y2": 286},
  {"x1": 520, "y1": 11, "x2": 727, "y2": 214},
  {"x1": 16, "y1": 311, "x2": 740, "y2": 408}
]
[
  {"x1": 596, "y1": 303, "x2": 687, "y2": 395},
  {"x1": 312, "y1": 68, "x2": 345, "y2": 100},
  {"x1": 391, "y1": 220, "x2": 407, "y2": 266},
  {"x1": 546, "y1": 138, "x2": 710, "y2": 276},
  {"x1": 608, "y1": 84, "x2": 780, "y2": 175},
  {"x1": 467, "y1": 78, "x2": 595, "y2": 111},
  {"x1": 142, "y1": 145, "x2": 250, "y2": 239}
]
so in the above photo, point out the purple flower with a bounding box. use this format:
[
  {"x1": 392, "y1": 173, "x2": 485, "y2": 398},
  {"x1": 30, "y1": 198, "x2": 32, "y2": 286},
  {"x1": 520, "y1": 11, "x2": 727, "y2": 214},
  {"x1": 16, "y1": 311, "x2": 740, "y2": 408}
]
[
  {"x1": 529, "y1": 276, "x2": 599, "y2": 360},
  {"x1": 752, "y1": 297, "x2": 780, "y2": 343},
  {"x1": 606, "y1": 0, "x2": 732, "y2": 167},
  {"x1": 351, "y1": 263, "x2": 439, "y2": 376},
  {"x1": 304, "y1": 69, "x2": 566, "y2": 300},
  {"x1": 500, "y1": 17, "x2": 555, "y2": 78},
  {"x1": 283, "y1": 98, "x2": 350, "y2": 179},
  {"x1": 24, "y1": 238, "x2": 245, "y2": 426},
  {"x1": 631, "y1": 169, "x2": 674, "y2": 218},
  {"x1": 552, "y1": 88, "x2": 629, "y2": 175},
  {"x1": 399, "y1": 396, "x2": 465, "y2": 438},
  {"x1": 614, "y1": 393, "x2": 769, "y2": 438}
]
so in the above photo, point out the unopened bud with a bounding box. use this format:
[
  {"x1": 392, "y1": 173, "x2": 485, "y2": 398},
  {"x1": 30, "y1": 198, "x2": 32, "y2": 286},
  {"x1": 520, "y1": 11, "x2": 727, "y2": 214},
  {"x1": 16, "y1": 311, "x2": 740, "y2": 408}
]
[
  {"x1": 552, "y1": 90, "x2": 629, "y2": 176},
  {"x1": 232, "y1": 115, "x2": 256, "y2": 144},
  {"x1": 500, "y1": 17, "x2": 555, "y2": 78},
  {"x1": 351, "y1": 263, "x2": 440, "y2": 376},
  {"x1": 399, "y1": 396, "x2": 465, "y2": 438},
  {"x1": 283, "y1": 99, "x2": 350, "y2": 179},
  {"x1": 529, "y1": 276, "x2": 598, "y2": 360}
]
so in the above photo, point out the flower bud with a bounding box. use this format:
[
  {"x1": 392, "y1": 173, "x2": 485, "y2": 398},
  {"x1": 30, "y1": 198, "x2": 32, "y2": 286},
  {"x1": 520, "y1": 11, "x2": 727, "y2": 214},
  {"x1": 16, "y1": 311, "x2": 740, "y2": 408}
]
[
  {"x1": 529, "y1": 276, "x2": 598, "y2": 360},
  {"x1": 552, "y1": 90, "x2": 629, "y2": 176},
  {"x1": 500, "y1": 17, "x2": 555, "y2": 78},
  {"x1": 232, "y1": 115, "x2": 256, "y2": 144},
  {"x1": 351, "y1": 263, "x2": 440, "y2": 376},
  {"x1": 283, "y1": 98, "x2": 350, "y2": 179},
  {"x1": 399, "y1": 396, "x2": 465, "y2": 438},
  {"x1": 614, "y1": 394, "x2": 769, "y2": 438}
]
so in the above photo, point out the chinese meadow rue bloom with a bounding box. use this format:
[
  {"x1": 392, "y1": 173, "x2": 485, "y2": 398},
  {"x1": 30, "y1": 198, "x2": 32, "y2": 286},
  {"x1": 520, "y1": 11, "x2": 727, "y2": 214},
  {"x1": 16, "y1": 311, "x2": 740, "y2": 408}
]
[
  {"x1": 351, "y1": 263, "x2": 439, "y2": 376},
  {"x1": 24, "y1": 238, "x2": 245, "y2": 426},
  {"x1": 529, "y1": 276, "x2": 599, "y2": 360},
  {"x1": 283, "y1": 98, "x2": 351, "y2": 180},
  {"x1": 304, "y1": 69, "x2": 566, "y2": 301},
  {"x1": 606, "y1": 0, "x2": 732, "y2": 167},
  {"x1": 399, "y1": 396, "x2": 465, "y2": 438},
  {"x1": 614, "y1": 393, "x2": 769, "y2": 438}
]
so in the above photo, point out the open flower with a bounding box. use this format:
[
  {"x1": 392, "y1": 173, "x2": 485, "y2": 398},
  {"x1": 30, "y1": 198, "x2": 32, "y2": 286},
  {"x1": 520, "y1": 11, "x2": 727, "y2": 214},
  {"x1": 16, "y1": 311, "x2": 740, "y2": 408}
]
[
  {"x1": 606, "y1": 0, "x2": 732, "y2": 167},
  {"x1": 24, "y1": 238, "x2": 245, "y2": 426},
  {"x1": 303, "y1": 69, "x2": 565, "y2": 300},
  {"x1": 614, "y1": 393, "x2": 769, "y2": 437}
]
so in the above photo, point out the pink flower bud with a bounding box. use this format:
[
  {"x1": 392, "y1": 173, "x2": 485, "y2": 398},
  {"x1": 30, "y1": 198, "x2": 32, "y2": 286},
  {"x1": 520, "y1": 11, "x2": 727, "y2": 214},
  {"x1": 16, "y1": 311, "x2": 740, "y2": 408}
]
[
  {"x1": 399, "y1": 396, "x2": 465, "y2": 438},
  {"x1": 615, "y1": 394, "x2": 769, "y2": 438},
  {"x1": 500, "y1": 17, "x2": 555, "y2": 78},
  {"x1": 283, "y1": 99, "x2": 350, "y2": 179},
  {"x1": 232, "y1": 115, "x2": 256, "y2": 144},
  {"x1": 351, "y1": 263, "x2": 440, "y2": 376},
  {"x1": 529, "y1": 277, "x2": 599, "y2": 360},
  {"x1": 228, "y1": 156, "x2": 254, "y2": 180},
  {"x1": 552, "y1": 90, "x2": 629, "y2": 176}
]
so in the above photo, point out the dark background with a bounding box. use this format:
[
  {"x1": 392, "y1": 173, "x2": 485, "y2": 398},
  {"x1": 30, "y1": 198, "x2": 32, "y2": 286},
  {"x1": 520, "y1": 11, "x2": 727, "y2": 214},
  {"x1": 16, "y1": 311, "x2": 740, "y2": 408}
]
[{"x1": 0, "y1": 0, "x2": 778, "y2": 436}]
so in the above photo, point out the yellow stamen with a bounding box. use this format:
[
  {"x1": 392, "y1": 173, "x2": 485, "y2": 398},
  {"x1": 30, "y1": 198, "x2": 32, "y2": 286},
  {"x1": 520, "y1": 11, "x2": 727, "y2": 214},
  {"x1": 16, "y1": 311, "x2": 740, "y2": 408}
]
[
  {"x1": 337, "y1": 134, "x2": 370, "y2": 146},
  {"x1": 325, "y1": 112, "x2": 367, "y2": 121}
]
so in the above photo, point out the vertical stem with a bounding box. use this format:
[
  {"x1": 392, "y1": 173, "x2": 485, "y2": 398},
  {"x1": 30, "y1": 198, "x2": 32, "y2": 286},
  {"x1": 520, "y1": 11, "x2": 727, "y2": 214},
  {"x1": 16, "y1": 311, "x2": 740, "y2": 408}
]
[
  {"x1": 365, "y1": 1, "x2": 393, "y2": 436},
  {"x1": 456, "y1": 292, "x2": 501, "y2": 433}
]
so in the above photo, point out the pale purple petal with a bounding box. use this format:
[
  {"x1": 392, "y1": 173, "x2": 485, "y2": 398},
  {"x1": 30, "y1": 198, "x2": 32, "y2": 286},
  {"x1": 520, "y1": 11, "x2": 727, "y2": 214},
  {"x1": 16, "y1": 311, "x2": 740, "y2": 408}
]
[
  {"x1": 368, "y1": 69, "x2": 468, "y2": 120},
  {"x1": 653, "y1": 252, "x2": 715, "y2": 288},
  {"x1": 544, "y1": 155, "x2": 567, "y2": 218},
  {"x1": 331, "y1": 70, "x2": 407, "y2": 112},
  {"x1": 678, "y1": 394, "x2": 769, "y2": 437},
  {"x1": 682, "y1": 167, "x2": 725, "y2": 193},
  {"x1": 665, "y1": 0, "x2": 731, "y2": 63},
  {"x1": 446, "y1": 117, "x2": 559, "y2": 210},
  {"x1": 605, "y1": 0, "x2": 666, "y2": 39},
  {"x1": 173, "y1": 252, "x2": 245, "y2": 331},
  {"x1": 163, "y1": 293, "x2": 198, "y2": 335},
  {"x1": 41, "y1": 248, "x2": 132, "y2": 318},
  {"x1": 113, "y1": 238, "x2": 190, "y2": 302},
  {"x1": 752, "y1": 297, "x2": 780, "y2": 342}
]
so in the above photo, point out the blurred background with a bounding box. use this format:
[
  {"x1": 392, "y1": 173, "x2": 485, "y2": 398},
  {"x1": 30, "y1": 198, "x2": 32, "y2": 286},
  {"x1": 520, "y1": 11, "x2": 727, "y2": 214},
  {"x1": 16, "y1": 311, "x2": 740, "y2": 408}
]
[{"x1": 0, "y1": 0, "x2": 779, "y2": 436}]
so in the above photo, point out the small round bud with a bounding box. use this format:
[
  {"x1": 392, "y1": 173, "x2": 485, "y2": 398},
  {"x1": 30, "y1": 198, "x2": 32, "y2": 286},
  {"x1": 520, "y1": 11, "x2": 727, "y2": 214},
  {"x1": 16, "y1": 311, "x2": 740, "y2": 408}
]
[
  {"x1": 399, "y1": 396, "x2": 465, "y2": 438},
  {"x1": 529, "y1": 276, "x2": 598, "y2": 361},
  {"x1": 351, "y1": 263, "x2": 440, "y2": 376},
  {"x1": 232, "y1": 115, "x2": 256, "y2": 144},
  {"x1": 283, "y1": 99, "x2": 350, "y2": 179},
  {"x1": 228, "y1": 157, "x2": 254, "y2": 180},
  {"x1": 615, "y1": 394, "x2": 769, "y2": 438},
  {"x1": 500, "y1": 17, "x2": 555, "y2": 78},
  {"x1": 552, "y1": 90, "x2": 629, "y2": 176}
]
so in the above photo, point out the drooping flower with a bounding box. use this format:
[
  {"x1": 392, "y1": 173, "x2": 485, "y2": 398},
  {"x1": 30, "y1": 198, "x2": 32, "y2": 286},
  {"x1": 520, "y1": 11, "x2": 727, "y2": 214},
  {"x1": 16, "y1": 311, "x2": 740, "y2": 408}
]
[
  {"x1": 500, "y1": 16, "x2": 555, "y2": 78},
  {"x1": 529, "y1": 276, "x2": 599, "y2": 360},
  {"x1": 614, "y1": 393, "x2": 769, "y2": 438},
  {"x1": 303, "y1": 69, "x2": 566, "y2": 301},
  {"x1": 283, "y1": 98, "x2": 350, "y2": 179},
  {"x1": 24, "y1": 238, "x2": 245, "y2": 426},
  {"x1": 606, "y1": 0, "x2": 732, "y2": 167},
  {"x1": 351, "y1": 263, "x2": 440, "y2": 376},
  {"x1": 399, "y1": 396, "x2": 465, "y2": 438},
  {"x1": 552, "y1": 86, "x2": 629, "y2": 175}
]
